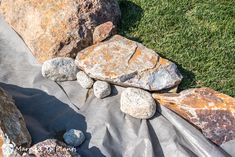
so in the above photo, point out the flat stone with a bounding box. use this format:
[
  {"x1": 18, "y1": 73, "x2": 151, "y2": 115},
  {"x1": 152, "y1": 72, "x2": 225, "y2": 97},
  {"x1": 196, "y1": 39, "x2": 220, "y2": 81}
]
[
  {"x1": 0, "y1": 87, "x2": 31, "y2": 156},
  {"x1": 120, "y1": 88, "x2": 156, "y2": 119},
  {"x1": 42, "y1": 57, "x2": 78, "y2": 81},
  {"x1": 28, "y1": 139, "x2": 79, "y2": 157},
  {"x1": 76, "y1": 35, "x2": 182, "y2": 91},
  {"x1": 0, "y1": 0, "x2": 121, "y2": 62},
  {"x1": 152, "y1": 88, "x2": 235, "y2": 145},
  {"x1": 93, "y1": 81, "x2": 111, "y2": 99},
  {"x1": 77, "y1": 71, "x2": 94, "y2": 89},
  {"x1": 93, "y1": 21, "x2": 116, "y2": 44},
  {"x1": 63, "y1": 129, "x2": 85, "y2": 147}
]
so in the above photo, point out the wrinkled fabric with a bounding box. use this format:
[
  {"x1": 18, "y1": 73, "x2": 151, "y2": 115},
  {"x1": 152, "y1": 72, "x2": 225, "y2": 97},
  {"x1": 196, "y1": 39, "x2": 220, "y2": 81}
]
[{"x1": 0, "y1": 17, "x2": 233, "y2": 157}]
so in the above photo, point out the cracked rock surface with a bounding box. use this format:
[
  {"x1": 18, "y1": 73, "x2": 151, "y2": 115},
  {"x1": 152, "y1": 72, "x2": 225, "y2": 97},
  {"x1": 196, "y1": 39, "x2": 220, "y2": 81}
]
[
  {"x1": 153, "y1": 87, "x2": 235, "y2": 145},
  {"x1": 76, "y1": 35, "x2": 183, "y2": 91}
]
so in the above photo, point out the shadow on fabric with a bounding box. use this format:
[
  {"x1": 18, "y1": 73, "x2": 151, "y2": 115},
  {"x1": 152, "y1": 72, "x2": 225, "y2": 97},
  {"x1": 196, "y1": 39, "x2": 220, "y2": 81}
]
[{"x1": 0, "y1": 83, "x2": 105, "y2": 157}]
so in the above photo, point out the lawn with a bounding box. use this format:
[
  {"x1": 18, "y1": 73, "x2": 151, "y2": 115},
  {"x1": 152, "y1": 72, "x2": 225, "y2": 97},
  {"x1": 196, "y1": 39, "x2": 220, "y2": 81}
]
[{"x1": 118, "y1": 0, "x2": 235, "y2": 97}]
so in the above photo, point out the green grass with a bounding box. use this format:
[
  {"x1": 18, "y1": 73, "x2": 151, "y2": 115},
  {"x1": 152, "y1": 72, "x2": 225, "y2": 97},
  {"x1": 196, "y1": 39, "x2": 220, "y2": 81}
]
[{"x1": 118, "y1": 0, "x2": 235, "y2": 96}]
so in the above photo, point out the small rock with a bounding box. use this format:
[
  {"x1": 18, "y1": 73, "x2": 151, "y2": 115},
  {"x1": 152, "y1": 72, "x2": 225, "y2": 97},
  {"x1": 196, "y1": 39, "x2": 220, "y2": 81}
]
[
  {"x1": 76, "y1": 71, "x2": 94, "y2": 89},
  {"x1": 28, "y1": 139, "x2": 78, "y2": 157},
  {"x1": 93, "y1": 21, "x2": 116, "y2": 44},
  {"x1": 120, "y1": 88, "x2": 156, "y2": 119},
  {"x1": 42, "y1": 57, "x2": 78, "y2": 81},
  {"x1": 63, "y1": 129, "x2": 85, "y2": 147},
  {"x1": 93, "y1": 81, "x2": 111, "y2": 99}
]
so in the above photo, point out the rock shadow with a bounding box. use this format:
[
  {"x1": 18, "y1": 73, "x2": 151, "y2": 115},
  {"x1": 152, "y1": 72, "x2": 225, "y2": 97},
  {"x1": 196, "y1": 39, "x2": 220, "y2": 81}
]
[
  {"x1": 0, "y1": 83, "x2": 105, "y2": 157},
  {"x1": 118, "y1": 0, "x2": 144, "y2": 43}
]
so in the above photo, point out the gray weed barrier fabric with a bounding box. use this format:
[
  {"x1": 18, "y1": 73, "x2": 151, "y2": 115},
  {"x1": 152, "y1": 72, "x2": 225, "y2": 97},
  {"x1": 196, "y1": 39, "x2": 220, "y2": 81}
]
[{"x1": 0, "y1": 17, "x2": 234, "y2": 157}]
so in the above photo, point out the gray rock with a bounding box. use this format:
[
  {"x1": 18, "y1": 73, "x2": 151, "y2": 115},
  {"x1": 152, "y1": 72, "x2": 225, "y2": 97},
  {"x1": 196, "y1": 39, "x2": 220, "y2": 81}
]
[
  {"x1": 93, "y1": 81, "x2": 111, "y2": 99},
  {"x1": 42, "y1": 57, "x2": 78, "y2": 81},
  {"x1": 76, "y1": 35, "x2": 183, "y2": 91},
  {"x1": 120, "y1": 88, "x2": 156, "y2": 119},
  {"x1": 63, "y1": 129, "x2": 85, "y2": 147},
  {"x1": 77, "y1": 71, "x2": 94, "y2": 89}
]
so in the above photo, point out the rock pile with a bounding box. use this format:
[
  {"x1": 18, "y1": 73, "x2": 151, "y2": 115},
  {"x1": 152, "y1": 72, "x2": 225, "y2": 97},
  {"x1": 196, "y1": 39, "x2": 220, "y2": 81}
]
[
  {"x1": 1, "y1": 0, "x2": 234, "y2": 149},
  {"x1": 76, "y1": 35, "x2": 183, "y2": 91}
]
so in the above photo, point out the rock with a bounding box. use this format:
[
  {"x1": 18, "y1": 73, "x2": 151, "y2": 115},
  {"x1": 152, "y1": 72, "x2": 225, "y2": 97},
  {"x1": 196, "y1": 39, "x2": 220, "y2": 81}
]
[
  {"x1": 42, "y1": 57, "x2": 78, "y2": 81},
  {"x1": 63, "y1": 129, "x2": 85, "y2": 147},
  {"x1": 120, "y1": 88, "x2": 156, "y2": 119},
  {"x1": 0, "y1": 0, "x2": 121, "y2": 63},
  {"x1": 0, "y1": 87, "x2": 31, "y2": 156},
  {"x1": 93, "y1": 81, "x2": 111, "y2": 99},
  {"x1": 93, "y1": 21, "x2": 116, "y2": 44},
  {"x1": 28, "y1": 139, "x2": 79, "y2": 157},
  {"x1": 76, "y1": 71, "x2": 94, "y2": 89},
  {"x1": 152, "y1": 88, "x2": 235, "y2": 145},
  {"x1": 76, "y1": 35, "x2": 182, "y2": 91}
]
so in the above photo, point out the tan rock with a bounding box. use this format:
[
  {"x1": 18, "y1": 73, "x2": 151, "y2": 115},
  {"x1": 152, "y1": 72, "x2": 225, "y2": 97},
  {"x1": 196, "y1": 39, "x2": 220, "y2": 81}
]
[
  {"x1": 121, "y1": 88, "x2": 156, "y2": 119},
  {"x1": 152, "y1": 88, "x2": 235, "y2": 145},
  {"x1": 0, "y1": 88, "x2": 31, "y2": 156},
  {"x1": 76, "y1": 35, "x2": 183, "y2": 91},
  {"x1": 93, "y1": 21, "x2": 116, "y2": 44},
  {"x1": 0, "y1": 0, "x2": 121, "y2": 63}
]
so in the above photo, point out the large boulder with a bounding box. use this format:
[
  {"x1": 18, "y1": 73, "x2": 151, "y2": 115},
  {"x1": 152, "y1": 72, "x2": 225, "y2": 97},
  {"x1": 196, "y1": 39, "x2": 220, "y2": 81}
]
[
  {"x1": 0, "y1": 87, "x2": 31, "y2": 156},
  {"x1": 0, "y1": 0, "x2": 121, "y2": 63},
  {"x1": 152, "y1": 88, "x2": 235, "y2": 145},
  {"x1": 76, "y1": 35, "x2": 182, "y2": 91}
]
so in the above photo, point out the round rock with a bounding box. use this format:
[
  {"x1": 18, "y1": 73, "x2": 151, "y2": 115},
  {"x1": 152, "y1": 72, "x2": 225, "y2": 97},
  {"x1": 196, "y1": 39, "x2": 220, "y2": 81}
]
[
  {"x1": 76, "y1": 71, "x2": 94, "y2": 89},
  {"x1": 63, "y1": 129, "x2": 85, "y2": 147},
  {"x1": 120, "y1": 88, "x2": 156, "y2": 119},
  {"x1": 42, "y1": 57, "x2": 78, "y2": 81},
  {"x1": 93, "y1": 81, "x2": 111, "y2": 99}
]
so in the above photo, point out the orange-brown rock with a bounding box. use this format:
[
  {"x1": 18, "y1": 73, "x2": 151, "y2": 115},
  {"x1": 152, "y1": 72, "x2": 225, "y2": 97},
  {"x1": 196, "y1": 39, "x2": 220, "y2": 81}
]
[
  {"x1": 152, "y1": 88, "x2": 235, "y2": 145},
  {"x1": 0, "y1": 87, "x2": 31, "y2": 156},
  {"x1": 93, "y1": 21, "x2": 116, "y2": 44},
  {"x1": 76, "y1": 35, "x2": 183, "y2": 91},
  {"x1": 0, "y1": 0, "x2": 121, "y2": 63}
]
